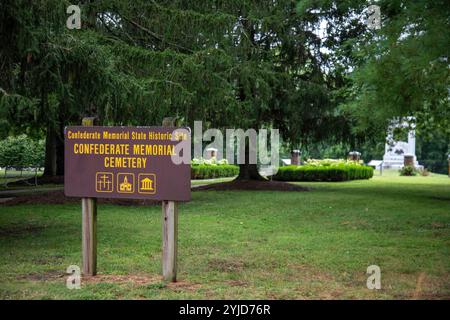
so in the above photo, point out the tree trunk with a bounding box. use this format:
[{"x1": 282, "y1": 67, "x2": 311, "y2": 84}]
[
  {"x1": 44, "y1": 125, "x2": 57, "y2": 176},
  {"x1": 43, "y1": 124, "x2": 65, "y2": 176},
  {"x1": 237, "y1": 163, "x2": 265, "y2": 181},
  {"x1": 55, "y1": 122, "x2": 65, "y2": 176},
  {"x1": 233, "y1": 13, "x2": 264, "y2": 181},
  {"x1": 235, "y1": 139, "x2": 266, "y2": 181}
]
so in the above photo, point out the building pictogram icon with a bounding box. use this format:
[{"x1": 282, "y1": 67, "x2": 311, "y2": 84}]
[
  {"x1": 96, "y1": 172, "x2": 113, "y2": 192},
  {"x1": 120, "y1": 176, "x2": 132, "y2": 192},
  {"x1": 138, "y1": 174, "x2": 156, "y2": 194},
  {"x1": 141, "y1": 178, "x2": 153, "y2": 190},
  {"x1": 117, "y1": 173, "x2": 134, "y2": 194}
]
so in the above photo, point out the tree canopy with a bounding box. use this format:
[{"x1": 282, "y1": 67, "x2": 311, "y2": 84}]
[
  {"x1": 337, "y1": 0, "x2": 449, "y2": 136},
  {"x1": 0, "y1": 0, "x2": 448, "y2": 177},
  {"x1": 0, "y1": 0, "x2": 353, "y2": 176}
]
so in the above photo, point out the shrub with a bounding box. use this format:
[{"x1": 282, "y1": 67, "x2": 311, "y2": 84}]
[
  {"x1": 305, "y1": 158, "x2": 363, "y2": 167},
  {"x1": 419, "y1": 168, "x2": 430, "y2": 176},
  {"x1": 273, "y1": 164, "x2": 374, "y2": 182},
  {"x1": 0, "y1": 135, "x2": 45, "y2": 168},
  {"x1": 191, "y1": 164, "x2": 239, "y2": 179},
  {"x1": 399, "y1": 165, "x2": 418, "y2": 176},
  {"x1": 191, "y1": 157, "x2": 229, "y2": 165}
]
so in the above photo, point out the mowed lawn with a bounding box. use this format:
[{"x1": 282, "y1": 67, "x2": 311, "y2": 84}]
[{"x1": 0, "y1": 174, "x2": 449, "y2": 299}]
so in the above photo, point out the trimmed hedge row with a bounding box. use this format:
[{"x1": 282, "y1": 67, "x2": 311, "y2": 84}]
[
  {"x1": 273, "y1": 164, "x2": 374, "y2": 182},
  {"x1": 191, "y1": 164, "x2": 239, "y2": 179}
]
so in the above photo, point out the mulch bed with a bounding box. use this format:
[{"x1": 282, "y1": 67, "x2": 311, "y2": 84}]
[
  {"x1": 1, "y1": 190, "x2": 160, "y2": 206},
  {"x1": 193, "y1": 179, "x2": 309, "y2": 192}
]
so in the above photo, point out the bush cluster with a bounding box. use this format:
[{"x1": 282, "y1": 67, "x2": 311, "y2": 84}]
[
  {"x1": 399, "y1": 165, "x2": 418, "y2": 176},
  {"x1": 273, "y1": 164, "x2": 374, "y2": 182},
  {"x1": 304, "y1": 158, "x2": 364, "y2": 166},
  {"x1": 191, "y1": 164, "x2": 239, "y2": 179},
  {"x1": 191, "y1": 157, "x2": 229, "y2": 165},
  {"x1": 0, "y1": 135, "x2": 45, "y2": 168},
  {"x1": 191, "y1": 158, "x2": 239, "y2": 179}
]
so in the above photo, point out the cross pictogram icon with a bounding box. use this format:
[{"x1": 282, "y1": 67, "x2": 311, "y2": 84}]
[{"x1": 96, "y1": 172, "x2": 113, "y2": 192}]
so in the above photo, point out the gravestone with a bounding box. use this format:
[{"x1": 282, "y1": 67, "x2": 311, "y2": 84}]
[
  {"x1": 291, "y1": 150, "x2": 300, "y2": 165},
  {"x1": 205, "y1": 147, "x2": 217, "y2": 159},
  {"x1": 348, "y1": 151, "x2": 361, "y2": 161},
  {"x1": 404, "y1": 154, "x2": 415, "y2": 167}
]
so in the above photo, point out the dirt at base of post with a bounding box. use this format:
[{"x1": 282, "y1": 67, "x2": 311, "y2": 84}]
[
  {"x1": 1, "y1": 191, "x2": 160, "y2": 206},
  {"x1": 193, "y1": 179, "x2": 309, "y2": 192}
]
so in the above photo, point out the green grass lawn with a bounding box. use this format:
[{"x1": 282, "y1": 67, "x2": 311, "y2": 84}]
[{"x1": 0, "y1": 174, "x2": 449, "y2": 299}]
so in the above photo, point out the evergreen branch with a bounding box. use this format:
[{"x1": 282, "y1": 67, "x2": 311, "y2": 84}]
[
  {"x1": 120, "y1": 16, "x2": 193, "y2": 53},
  {"x1": 98, "y1": 13, "x2": 137, "y2": 46}
]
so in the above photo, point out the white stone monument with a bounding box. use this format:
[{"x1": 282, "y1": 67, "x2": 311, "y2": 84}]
[{"x1": 382, "y1": 119, "x2": 419, "y2": 169}]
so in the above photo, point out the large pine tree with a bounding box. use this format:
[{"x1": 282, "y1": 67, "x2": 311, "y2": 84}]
[{"x1": 0, "y1": 0, "x2": 365, "y2": 178}]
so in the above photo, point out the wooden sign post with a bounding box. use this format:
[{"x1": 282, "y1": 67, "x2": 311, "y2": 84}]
[
  {"x1": 82, "y1": 197, "x2": 97, "y2": 276},
  {"x1": 81, "y1": 117, "x2": 97, "y2": 276},
  {"x1": 162, "y1": 117, "x2": 179, "y2": 282},
  {"x1": 162, "y1": 200, "x2": 178, "y2": 281}
]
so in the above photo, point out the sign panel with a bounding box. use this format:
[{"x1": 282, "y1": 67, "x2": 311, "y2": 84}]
[{"x1": 64, "y1": 126, "x2": 191, "y2": 201}]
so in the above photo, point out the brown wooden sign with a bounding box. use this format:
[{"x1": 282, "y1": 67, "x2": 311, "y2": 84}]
[{"x1": 64, "y1": 126, "x2": 191, "y2": 201}]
